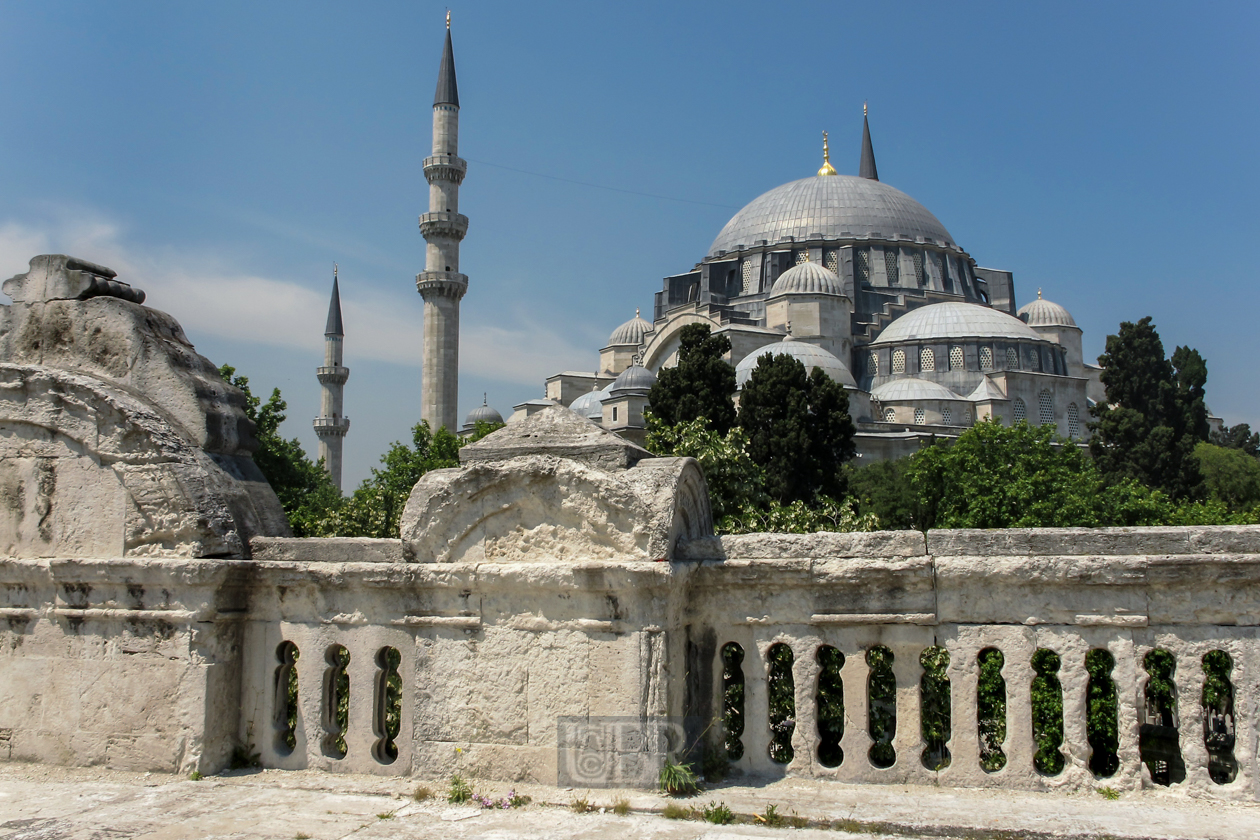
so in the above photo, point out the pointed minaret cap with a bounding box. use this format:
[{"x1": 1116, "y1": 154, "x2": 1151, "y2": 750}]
[
  {"x1": 325, "y1": 264, "x2": 345, "y2": 336},
  {"x1": 433, "y1": 15, "x2": 460, "y2": 108},
  {"x1": 859, "y1": 102, "x2": 879, "y2": 181}
]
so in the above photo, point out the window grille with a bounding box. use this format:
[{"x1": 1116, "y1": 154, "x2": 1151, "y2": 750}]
[
  {"x1": 950, "y1": 346, "x2": 964, "y2": 370},
  {"x1": 979, "y1": 346, "x2": 994, "y2": 370},
  {"x1": 1028, "y1": 347, "x2": 1042, "y2": 371},
  {"x1": 1067, "y1": 403, "x2": 1080, "y2": 438},
  {"x1": 892, "y1": 349, "x2": 906, "y2": 374},
  {"x1": 869, "y1": 351, "x2": 879, "y2": 376},
  {"x1": 920, "y1": 348, "x2": 935, "y2": 372},
  {"x1": 741, "y1": 260, "x2": 754, "y2": 295},
  {"x1": 914, "y1": 408, "x2": 925, "y2": 425},
  {"x1": 883, "y1": 407, "x2": 896, "y2": 423},
  {"x1": 855, "y1": 248, "x2": 870, "y2": 284},
  {"x1": 824, "y1": 250, "x2": 839, "y2": 273},
  {"x1": 1006, "y1": 347, "x2": 1019, "y2": 369},
  {"x1": 884, "y1": 249, "x2": 900, "y2": 285},
  {"x1": 795, "y1": 250, "x2": 809, "y2": 265},
  {"x1": 1039, "y1": 390, "x2": 1054, "y2": 425},
  {"x1": 942, "y1": 407, "x2": 953, "y2": 425},
  {"x1": 912, "y1": 251, "x2": 925, "y2": 286},
  {"x1": 1013, "y1": 398, "x2": 1027, "y2": 422}
]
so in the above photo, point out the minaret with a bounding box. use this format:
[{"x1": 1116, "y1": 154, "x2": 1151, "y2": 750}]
[
  {"x1": 416, "y1": 12, "x2": 468, "y2": 432},
  {"x1": 314, "y1": 265, "x2": 350, "y2": 491},
  {"x1": 859, "y1": 102, "x2": 879, "y2": 181}
]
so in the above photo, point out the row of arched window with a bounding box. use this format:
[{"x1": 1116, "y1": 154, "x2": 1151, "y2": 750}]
[
  {"x1": 872, "y1": 343, "x2": 1067, "y2": 378},
  {"x1": 273, "y1": 641, "x2": 403, "y2": 764},
  {"x1": 719, "y1": 642, "x2": 1238, "y2": 785}
]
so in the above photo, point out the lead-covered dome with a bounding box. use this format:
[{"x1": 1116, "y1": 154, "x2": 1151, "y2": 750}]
[
  {"x1": 607, "y1": 310, "x2": 652, "y2": 346},
  {"x1": 463, "y1": 400, "x2": 504, "y2": 429},
  {"x1": 708, "y1": 175, "x2": 956, "y2": 258},
  {"x1": 569, "y1": 385, "x2": 610, "y2": 421},
  {"x1": 872, "y1": 302, "x2": 1042, "y2": 345},
  {"x1": 611, "y1": 364, "x2": 656, "y2": 393},
  {"x1": 770, "y1": 261, "x2": 843, "y2": 296},
  {"x1": 871, "y1": 378, "x2": 960, "y2": 402},
  {"x1": 1018, "y1": 297, "x2": 1077, "y2": 328},
  {"x1": 735, "y1": 336, "x2": 857, "y2": 389}
]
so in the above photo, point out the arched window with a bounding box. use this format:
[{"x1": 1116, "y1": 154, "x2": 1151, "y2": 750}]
[
  {"x1": 912, "y1": 251, "x2": 925, "y2": 286},
  {"x1": 824, "y1": 250, "x2": 839, "y2": 273},
  {"x1": 942, "y1": 407, "x2": 953, "y2": 425},
  {"x1": 855, "y1": 248, "x2": 870, "y2": 284},
  {"x1": 869, "y1": 351, "x2": 880, "y2": 376},
  {"x1": 1028, "y1": 346, "x2": 1042, "y2": 372},
  {"x1": 892, "y1": 349, "x2": 906, "y2": 374},
  {"x1": 1067, "y1": 403, "x2": 1080, "y2": 438},
  {"x1": 741, "y1": 260, "x2": 754, "y2": 295},
  {"x1": 949, "y1": 346, "x2": 964, "y2": 370},
  {"x1": 914, "y1": 407, "x2": 925, "y2": 425},
  {"x1": 1006, "y1": 347, "x2": 1019, "y2": 369},
  {"x1": 883, "y1": 407, "x2": 896, "y2": 423},
  {"x1": 1013, "y1": 398, "x2": 1027, "y2": 422},
  {"x1": 979, "y1": 346, "x2": 994, "y2": 371},
  {"x1": 920, "y1": 348, "x2": 935, "y2": 372},
  {"x1": 884, "y1": 249, "x2": 901, "y2": 285},
  {"x1": 1038, "y1": 390, "x2": 1054, "y2": 425}
]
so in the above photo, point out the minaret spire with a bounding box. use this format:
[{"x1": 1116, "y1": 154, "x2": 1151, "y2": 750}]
[
  {"x1": 315, "y1": 264, "x2": 350, "y2": 491},
  {"x1": 859, "y1": 102, "x2": 879, "y2": 181},
  {"x1": 417, "y1": 16, "x2": 469, "y2": 432}
]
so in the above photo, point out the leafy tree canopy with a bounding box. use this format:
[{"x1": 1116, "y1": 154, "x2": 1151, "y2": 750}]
[
  {"x1": 648, "y1": 323, "x2": 737, "y2": 434},
  {"x1": 1194, "y1": 442, "x2": 1260, "y2": 512},
  {"x1": 219, "y1": 364, "x2": 341, "y2": 536},
  {"x1": 736, "y1": 354, "x2": 855, "y2": 504},
  {"x1": 1211, "y1": 422, "x2": 1260, "y2": 458},
  {"x1": 1090, "y1": 317, "x2": 1206, "y2": 500}
]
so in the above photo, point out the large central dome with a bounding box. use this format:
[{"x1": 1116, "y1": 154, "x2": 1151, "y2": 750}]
[{"x1": 708, "y1": 174, "x2": 956, "y2": 258}]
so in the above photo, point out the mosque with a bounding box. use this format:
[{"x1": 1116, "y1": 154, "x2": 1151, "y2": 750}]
[{"x1": 530, "y1": 111, "x2": 1101, "y2": 457}]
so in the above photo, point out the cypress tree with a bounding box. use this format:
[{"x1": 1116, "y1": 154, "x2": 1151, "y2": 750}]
[{"x1": 648, "y1": 323, "x2": 737, "y2": 434}]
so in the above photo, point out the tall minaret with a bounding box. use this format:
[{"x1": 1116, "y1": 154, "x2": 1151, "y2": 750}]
[
  {"x1": 416, "y1": 12, "x2": 467, "y2": 432},
  {"x1": 314, "y1": 265, "x2": 350, "y2": 491}
]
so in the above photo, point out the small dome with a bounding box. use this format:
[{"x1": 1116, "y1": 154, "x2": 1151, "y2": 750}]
[
  {"x1": 611, "y1": 364, "x2": 656, "y2": 393},
  {"x1": 871, "y1": 378, "x2": 960, "y2": 402},
  {"x1": 569, "y1": 385, "x2": 610, "y2": 421},
  {"x1": 872, "y1": 301, "x2": 1042, "y2": 345},
  {"x1": 735, "y1": 336, "x2": 857, "y2": 389},
  {"x1": 1018, "y1": 295, "x2": 1077, "y2": 328},
  {"x1": 770, "y1": 261, "x2": 843, "y2": 296},
  {"x1": 607, "y1": 309, "x2": 652, "y2": 346},
  {"x1": 463, "y1": 398, "x2": 504, "y2": 428}
]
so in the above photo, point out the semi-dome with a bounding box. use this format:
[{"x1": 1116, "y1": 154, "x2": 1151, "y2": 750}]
[
  {"x1": 610, "y1": 364, "x2": 656, "y2": 393},
  {"x1": 607, "y1": 309, "x2": 652, "y2": 346},
  {"x1": 735, "y1": 336, "x2": 857, "y2": 389},
  {"x1": 871, "y1": 301, "x2": 1042, "y2": 345},
  {"x1": 769, "y1": 260, "x2": 843, "y2": 296},
  {"x1": 709, "y1": 175, "x2": 956, "y2": 258},
  {"x1": 569, "y1": 385, "x2": 609, "y2": 421},
  {"x1": 871, "y1": 378, "x2": 960, "y2": 402},
  {"x1": 1018, "y1": 295, "x2": 1077, "y2": 328}
]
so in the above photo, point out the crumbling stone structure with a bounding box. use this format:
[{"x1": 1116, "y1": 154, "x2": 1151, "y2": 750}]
[{"x1": 0, "y1": 256, "x2": 1255, "y2": 801}]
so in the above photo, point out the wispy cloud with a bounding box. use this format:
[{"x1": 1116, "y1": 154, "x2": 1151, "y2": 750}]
[{"x1": 0, "y1": 206, "x2": 588, "y2": 385}]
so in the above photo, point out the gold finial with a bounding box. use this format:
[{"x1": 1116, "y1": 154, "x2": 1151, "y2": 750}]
[
  {"x1": 803, "y1": 251, "x2": 810, "y2": 261},
  {"x1": 864, "y1": 101, "x2": 868, "y2": 117},
  {"x1": 334, "y1": 262, "x2": 338, "y2": 279},
  {"x1": 1037, "y1": 287, "x2": 1043, "y2": 299},
  {"x1": 635, "y1": 308, "x2": 640, "y2": 317},
  {"x1": 446, "y1": 10, "x2": 450, "y2": 29},
  {"x1": 817, "y1": 130, "x2": 838, "y2": 176}
]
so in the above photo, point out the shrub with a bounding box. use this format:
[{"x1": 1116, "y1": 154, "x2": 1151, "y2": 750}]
[
  {"x1": 658, "y1": 759, "x2": 699, "y2": 795},
  {"x1": 701, "y1": 801, "x2": 735, "y2": 824}
]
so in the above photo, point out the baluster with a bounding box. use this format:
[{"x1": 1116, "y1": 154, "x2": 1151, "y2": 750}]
[
  {"x1": 837, "y1": 642, "x2": 870, "y2": 779},
  {"x1": 1003, "y1": 639, "x2": 1036, "y2": 776},
  {"x1": 743, "y1": 638, "x2": 772, "y2": 773},
  {"x1": 1177, "y1": 650, "x2": 1207, "y2": 785}
]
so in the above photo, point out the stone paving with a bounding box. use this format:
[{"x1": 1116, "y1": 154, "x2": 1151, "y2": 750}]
[{"x1": 0, "y1": 765, "x2": 1256, "y2": 840}]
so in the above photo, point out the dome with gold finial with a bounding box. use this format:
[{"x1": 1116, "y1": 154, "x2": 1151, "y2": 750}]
[
  {"x1": 1018, "y1": 290, "x2": 1077, "y2": 328},
  {"x1": 607, "y1": 309, "x2": 653, "y2": 346}
]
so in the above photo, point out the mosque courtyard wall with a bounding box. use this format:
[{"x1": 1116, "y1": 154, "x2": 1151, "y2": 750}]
[{"x1": 0, "y1": 527, "x2": 1256, "y2": 803}]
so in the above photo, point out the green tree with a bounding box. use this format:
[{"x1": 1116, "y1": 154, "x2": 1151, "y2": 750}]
[
  {"x1": 1194, "y1": 442, "x2": 1260, "y2": 512},
  {"x1": 648, "y1": 323, "x2": 737, "y2": 434},
  {"x1": 736, "y1": 354, "x2": 855, "y2": 504},
  {"x1": 1211, "y1": 422, "x2": 1259, "y2": 457},
  {"x1": 1089, "y1": 318, "x2": 1206, "y2": 500},
  {"x1": 645, "y1": 415, "x2": 766, "y2": 522},
  {"x1": 844, "y1": 456, "x2": 921, "y2": 530},
  {"x1": 907, "y1": 419, "x2": 1171, "y2": 529},
  {"x1": 218, "y1": 364, "x2": 341, "y2": 536}
]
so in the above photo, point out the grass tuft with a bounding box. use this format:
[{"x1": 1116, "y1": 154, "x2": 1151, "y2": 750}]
[
  {"x1": 701, "y1": 801, "x2": 734, "y2": 824},
  {"x1": 661, "y1": 802, "x2": 693, "y2": 820},
  {"x1": 412, "y1": 784, "x2": 433, "y2": 802},
  {"x1": 1098, "y1": 786, "x2": 1121, "y2": 800},
  {"x1": 612, "y1": 797, "x2": 631, "y2": 816},
  {"x1": 570, "y1": 795, "x2": 595, "y2": 813}
]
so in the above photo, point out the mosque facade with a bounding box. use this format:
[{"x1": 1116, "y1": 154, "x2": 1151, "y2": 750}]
[{"x1": 532, "y1": 112, "x2": 1102, "y2": 458}]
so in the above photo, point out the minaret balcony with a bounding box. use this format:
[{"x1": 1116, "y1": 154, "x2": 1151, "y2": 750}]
[
  {"x1": 313, "y1": 416, "x2": 351, "y2": 436},
  {"x1": 419, "y1": 211, "x2": 469, "y2": 241},
  {"x1": 416, "y1": 271, "x2": 468, "y2": 299},
  {"x1": 317, "y1": 365, "x2": 350, "y2": 385},
  {"x1": 423, "y1": 154, "x2": 467, "y2": 185}
]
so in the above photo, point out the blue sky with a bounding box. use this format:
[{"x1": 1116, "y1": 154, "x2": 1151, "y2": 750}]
[{"x1": 1, "y1": 1, "x2": 1256, "y2": 489}]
